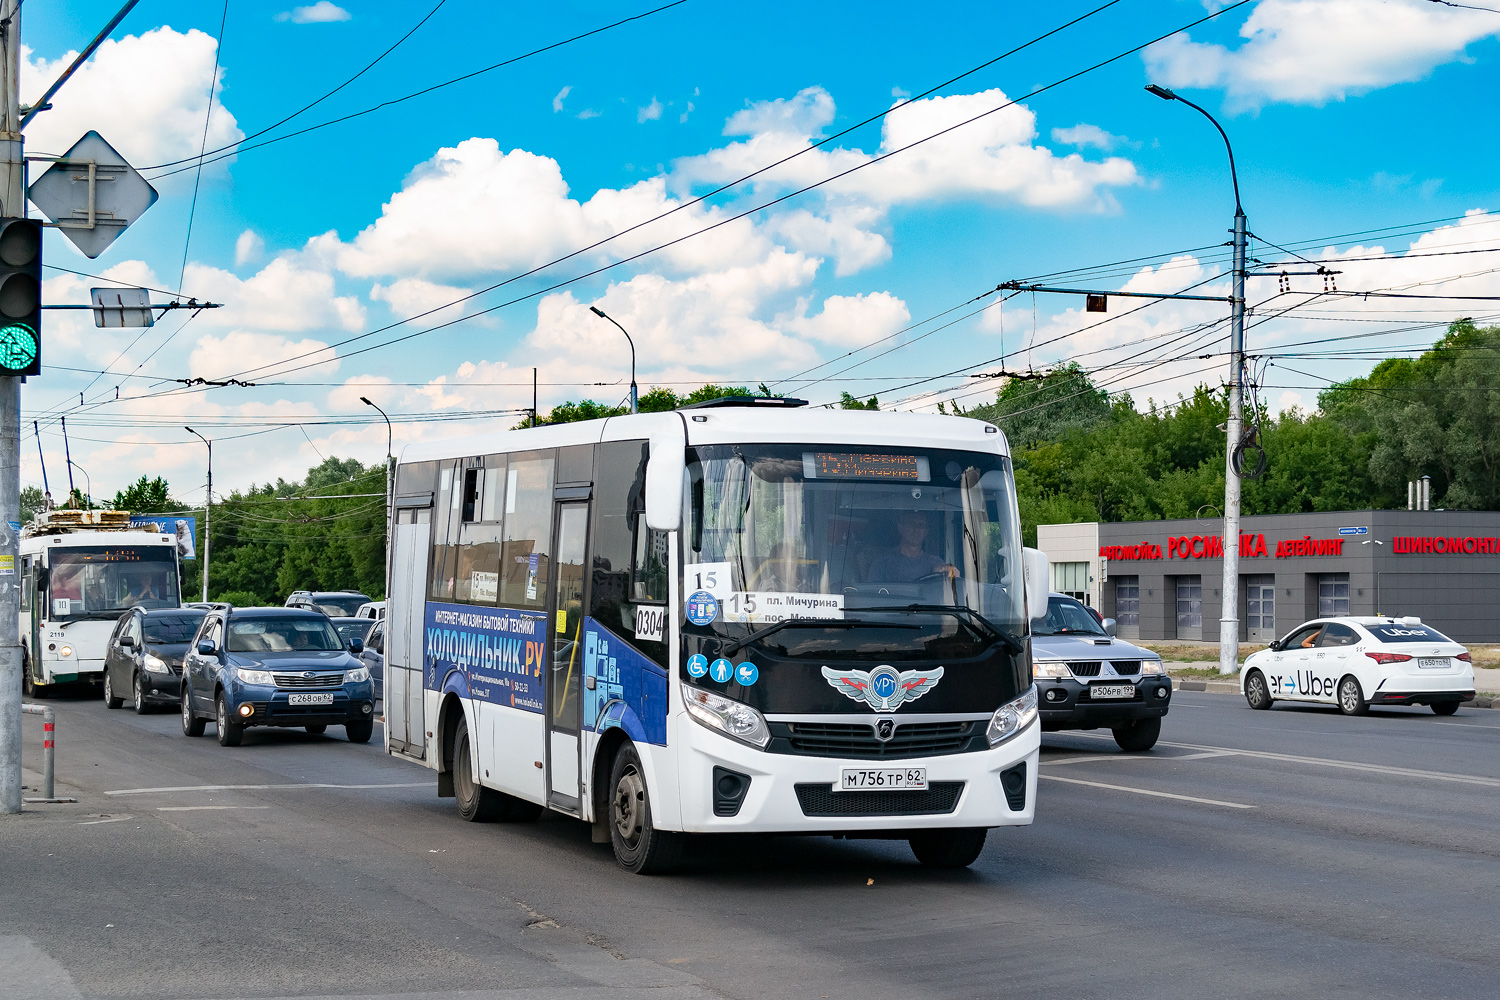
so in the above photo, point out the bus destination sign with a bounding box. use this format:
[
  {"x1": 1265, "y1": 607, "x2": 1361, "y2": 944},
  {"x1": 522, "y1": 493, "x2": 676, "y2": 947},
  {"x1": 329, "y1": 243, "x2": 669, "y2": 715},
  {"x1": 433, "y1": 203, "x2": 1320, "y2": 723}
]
[{"x1": 805, "y1": 452, "x2": 930, "y2": 482}]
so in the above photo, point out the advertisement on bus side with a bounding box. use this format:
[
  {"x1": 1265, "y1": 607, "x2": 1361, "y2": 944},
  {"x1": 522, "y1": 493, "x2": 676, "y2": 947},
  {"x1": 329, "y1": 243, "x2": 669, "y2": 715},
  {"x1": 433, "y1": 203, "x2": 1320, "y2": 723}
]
[{"x1": 424, "y1": 601, "x2": 546, "y2": 713}]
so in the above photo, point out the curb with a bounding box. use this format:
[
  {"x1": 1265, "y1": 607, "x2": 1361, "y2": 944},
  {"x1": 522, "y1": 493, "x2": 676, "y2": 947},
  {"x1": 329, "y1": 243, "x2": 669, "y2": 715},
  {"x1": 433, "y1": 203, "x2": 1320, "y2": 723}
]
[{"x1": 1170, "y1": 676, "x2": 1500, "y2": 708}]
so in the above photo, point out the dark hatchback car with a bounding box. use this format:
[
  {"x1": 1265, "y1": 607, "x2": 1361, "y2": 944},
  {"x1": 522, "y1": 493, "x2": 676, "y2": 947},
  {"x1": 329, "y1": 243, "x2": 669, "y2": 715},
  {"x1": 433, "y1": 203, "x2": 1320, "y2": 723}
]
[
  {"x1": 330, "y1": 616, "x2": 374, "y2": 647},
  {"x1": 103, "y1": 608, "x2": 208, "y2": 714},
  {"x1": 181, "y1": 607, "x2": 376, "y2": 747}
]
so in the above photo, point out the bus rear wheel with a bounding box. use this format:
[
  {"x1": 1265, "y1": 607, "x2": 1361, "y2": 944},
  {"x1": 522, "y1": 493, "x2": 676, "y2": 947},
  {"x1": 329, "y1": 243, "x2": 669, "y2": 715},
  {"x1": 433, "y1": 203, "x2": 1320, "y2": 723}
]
[
  {"x1": 909, "y1": 828, "x2": 988, "y2": 868},
  {"x1": 609, "y1": 744, "x2": 682, "y2": 875}
]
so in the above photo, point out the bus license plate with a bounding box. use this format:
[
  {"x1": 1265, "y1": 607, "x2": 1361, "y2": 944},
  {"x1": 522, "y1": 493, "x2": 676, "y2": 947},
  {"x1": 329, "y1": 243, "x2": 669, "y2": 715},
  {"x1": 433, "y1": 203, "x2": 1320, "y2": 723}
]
[
  {"x1": 1091, "y1": 683, "x2": 1135, "y2": 699},
  {"x1": 1418, "y1": 657, "x2": 1450, "y2": 669},
  {"x1": 838, "y1": 768, "x2": 926, "y2": 792},
  {"x1": 288, "y1": 692, "x2": 334, "y2": 706}
]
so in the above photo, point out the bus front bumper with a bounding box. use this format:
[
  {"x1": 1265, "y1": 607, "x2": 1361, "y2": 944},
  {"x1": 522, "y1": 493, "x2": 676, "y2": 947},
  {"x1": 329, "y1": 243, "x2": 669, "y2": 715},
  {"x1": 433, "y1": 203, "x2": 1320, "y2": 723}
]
[{"x1": 673, "y1": 716, "x2": 1039, "y2": 834}]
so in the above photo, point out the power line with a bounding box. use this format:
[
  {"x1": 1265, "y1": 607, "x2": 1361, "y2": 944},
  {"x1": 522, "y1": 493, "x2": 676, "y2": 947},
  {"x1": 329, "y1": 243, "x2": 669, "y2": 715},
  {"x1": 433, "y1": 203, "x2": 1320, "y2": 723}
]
[{"x1": 178, "y1": 0, "x2": 229, "y2": 296}]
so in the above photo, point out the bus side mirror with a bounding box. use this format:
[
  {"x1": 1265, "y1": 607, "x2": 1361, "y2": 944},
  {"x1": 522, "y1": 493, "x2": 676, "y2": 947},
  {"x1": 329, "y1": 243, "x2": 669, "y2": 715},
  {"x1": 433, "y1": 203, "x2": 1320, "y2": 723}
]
[
  {"x1": 1022, "y1": 547, "x2": 1049, "y2": 621},
  {"x1": 644, "y1": 425, "x2": 686, "y2": 533}
]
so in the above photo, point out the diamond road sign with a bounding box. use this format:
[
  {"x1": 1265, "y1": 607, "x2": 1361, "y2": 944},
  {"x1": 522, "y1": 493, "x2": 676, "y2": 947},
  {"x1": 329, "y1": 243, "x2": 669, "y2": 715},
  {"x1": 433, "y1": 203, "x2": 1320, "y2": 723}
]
[{"x1": 27, "y1": 131, "x2": 159, "y2": 259}]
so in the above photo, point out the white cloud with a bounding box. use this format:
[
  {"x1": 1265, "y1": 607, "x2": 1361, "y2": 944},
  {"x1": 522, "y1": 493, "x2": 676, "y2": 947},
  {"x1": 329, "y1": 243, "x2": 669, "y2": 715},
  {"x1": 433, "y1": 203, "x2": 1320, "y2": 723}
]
[
  {"x1": 787, "y1": 292, "x2": 910, "y2": 347},
  {"x1": 187, "y1": 331, "x2": 339, "y2": 381},
  {"x1": 771, "y1": 207, "x2": 891, "y2": 276},
  {"x1": 185, "y1": 256, "x2": 366, "y2": 334},
  {"x1": 235, "y1": 230, "x2": 265, "y2": 267},
  {"x1": 369, "y1": 277, "x2": 477, "y2": 325},
  {"x1": 679, "y1": 101, "x2": 695, "y2": 124},
  {"x1": 552, "y1": 85, "x2": 571, "y2": 112},
  {"x1": 1144, "y1": 0, "x2": 1500, "y2": 108},
  {"x1": 1051, "y1": 123, "x2": 1125, "y2": 151},
  {"x1": 577, "y1": 108, "x2": 601, "y2": 120},
  {"x1": 21, "y1": 27, "x2": 243, "y2": 174},
  {"x1": 638, "y1": 97, "x2": 663, "y2": 123},
  {"x1": 276, "y1": 2, "x2": 351, "y2": 24},
  {"x1": 724, "y1": 86, "x2": 835, "y2": 139}
]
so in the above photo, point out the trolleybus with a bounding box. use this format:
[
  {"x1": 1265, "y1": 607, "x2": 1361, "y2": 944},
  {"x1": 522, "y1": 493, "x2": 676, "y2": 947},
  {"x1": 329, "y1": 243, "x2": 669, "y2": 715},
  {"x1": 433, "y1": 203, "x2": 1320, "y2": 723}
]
[
  {"x1": 385, "y1": 398, "x2": 1047, "y2": 872},
  {"x1": 21, "y1": 509, "x2": 184, "y2": 695}
]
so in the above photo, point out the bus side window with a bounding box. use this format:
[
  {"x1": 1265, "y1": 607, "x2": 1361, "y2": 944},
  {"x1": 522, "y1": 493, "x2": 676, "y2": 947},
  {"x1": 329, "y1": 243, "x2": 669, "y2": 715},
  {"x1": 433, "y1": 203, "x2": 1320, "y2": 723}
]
[
  {"x1": 499, "y1": 452, "x2": 554, "y2": 608},
  {"x1": 20, "y1": 556, "x2": 30, "y2": 613},
  {"x1": 455, "y1": 456, "x2": 505, "y2": 606},
  {"x1": 590, "y1": 440, "x2": 667, "y2": 666}
]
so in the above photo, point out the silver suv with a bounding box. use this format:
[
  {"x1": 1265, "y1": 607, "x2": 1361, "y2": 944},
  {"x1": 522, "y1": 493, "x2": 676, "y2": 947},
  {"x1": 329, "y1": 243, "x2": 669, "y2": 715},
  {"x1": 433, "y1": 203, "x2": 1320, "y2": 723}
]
[{"x1": 1031, "y1": 593, "x2": 1171, "y2": 751}]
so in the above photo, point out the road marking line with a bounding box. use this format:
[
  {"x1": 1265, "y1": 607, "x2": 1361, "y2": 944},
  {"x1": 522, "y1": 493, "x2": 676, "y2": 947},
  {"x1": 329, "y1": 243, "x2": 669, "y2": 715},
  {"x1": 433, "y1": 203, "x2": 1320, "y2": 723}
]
[
  {"x1": 1042, "y1": 749, "x2": 1237, "y2": 767},
  {"x1": 78, "y1": 815, "x2": 131, "y2": 825},
  {"x1": 1040, "y1": 773, "x2": 1255, "y2": 809},
  {"x1": 156, "y1": 806, "x2": 271, "y2": 812},
  {"x1": 1067, "y1": 731, "x2": 1500, "y2": 788},
  {"x1": 106, "y1": 782, "x2": 428, "y2": 796},
  {"x1": 1433, "y1": 721, "x2": 1500, "y2": 730}
]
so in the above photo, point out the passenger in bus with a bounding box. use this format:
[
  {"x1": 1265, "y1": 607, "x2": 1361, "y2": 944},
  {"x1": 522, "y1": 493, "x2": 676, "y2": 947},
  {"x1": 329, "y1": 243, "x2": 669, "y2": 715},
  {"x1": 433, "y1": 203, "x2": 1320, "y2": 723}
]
[
  {"x1": 867, "y1": 511, "x2": 957, "y2": 583},
  {"x1": 124, "y1": 572, "x2": 162, "y2": 605}
]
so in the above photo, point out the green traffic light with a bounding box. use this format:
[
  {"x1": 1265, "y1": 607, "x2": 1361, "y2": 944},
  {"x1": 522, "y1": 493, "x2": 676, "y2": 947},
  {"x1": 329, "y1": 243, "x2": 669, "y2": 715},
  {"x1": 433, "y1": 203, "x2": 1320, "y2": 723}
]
[{"x1": 0, "y1": 322, "x2": 37, "y2": 369}]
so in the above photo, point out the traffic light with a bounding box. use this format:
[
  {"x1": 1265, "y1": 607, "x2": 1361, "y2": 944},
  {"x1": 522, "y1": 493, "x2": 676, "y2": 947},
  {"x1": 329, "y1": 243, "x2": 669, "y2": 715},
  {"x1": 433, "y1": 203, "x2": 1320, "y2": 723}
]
[{"x1": 0, "y1": 218, "x2": 41, "y2": 377}]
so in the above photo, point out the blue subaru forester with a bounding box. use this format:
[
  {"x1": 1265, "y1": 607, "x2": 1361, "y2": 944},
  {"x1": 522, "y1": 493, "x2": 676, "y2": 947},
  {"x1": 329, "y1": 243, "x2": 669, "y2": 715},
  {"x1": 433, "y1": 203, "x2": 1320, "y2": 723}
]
[{"x1": 181, "y1": 607, "x2": 376, "y2": 747}]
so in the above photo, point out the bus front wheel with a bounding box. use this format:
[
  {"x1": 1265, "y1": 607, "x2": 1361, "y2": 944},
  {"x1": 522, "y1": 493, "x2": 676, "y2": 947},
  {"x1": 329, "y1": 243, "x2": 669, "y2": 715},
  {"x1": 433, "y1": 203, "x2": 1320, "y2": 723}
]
[
  {"x1": 608, "y1": 744, "x2": 682, "y2": 875},
  {"x1": 909, "y1": 827, "x2": 988, "y2": 868}
]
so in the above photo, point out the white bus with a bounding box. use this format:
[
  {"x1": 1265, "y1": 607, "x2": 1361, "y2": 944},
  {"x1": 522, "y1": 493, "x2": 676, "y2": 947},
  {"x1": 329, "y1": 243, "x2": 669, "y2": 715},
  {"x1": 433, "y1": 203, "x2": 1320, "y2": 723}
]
[
  {"x1": 21, "y1": 509, "x2": 184, "y2": 696},
  {"x1": 385, "y1": 399, "x2": 1048, "y2": 872}
]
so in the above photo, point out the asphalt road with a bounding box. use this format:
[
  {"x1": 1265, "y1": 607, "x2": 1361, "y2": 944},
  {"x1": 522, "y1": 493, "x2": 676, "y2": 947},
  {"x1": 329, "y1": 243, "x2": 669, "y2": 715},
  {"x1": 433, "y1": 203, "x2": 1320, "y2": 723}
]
[{"x1": 4, "y1": 689, "x2": 1500, "y2": 1000}]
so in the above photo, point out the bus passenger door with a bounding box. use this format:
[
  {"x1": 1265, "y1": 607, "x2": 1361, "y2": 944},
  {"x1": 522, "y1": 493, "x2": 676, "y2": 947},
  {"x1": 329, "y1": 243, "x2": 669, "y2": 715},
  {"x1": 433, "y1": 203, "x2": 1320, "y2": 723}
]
[
  {"x1": 388, "y1": 505, "x2": 431, "y2": 758},
  {"x1": 546, "y1": 501, "x2": 589, "y2": 812}
]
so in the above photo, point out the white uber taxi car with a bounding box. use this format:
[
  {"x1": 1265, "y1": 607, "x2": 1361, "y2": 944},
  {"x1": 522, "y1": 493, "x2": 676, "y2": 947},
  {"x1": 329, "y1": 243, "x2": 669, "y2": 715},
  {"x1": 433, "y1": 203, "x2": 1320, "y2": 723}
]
[{"x1": 1241, "y1": 617, "x2": 1475, "y2": 716}]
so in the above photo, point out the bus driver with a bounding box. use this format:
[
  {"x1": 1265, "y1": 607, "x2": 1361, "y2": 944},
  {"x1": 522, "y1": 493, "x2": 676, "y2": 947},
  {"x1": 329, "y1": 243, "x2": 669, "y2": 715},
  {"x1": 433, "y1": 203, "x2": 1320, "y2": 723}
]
[{"x1": 867, "y1": 510, "x2": 957, "y2": 583}]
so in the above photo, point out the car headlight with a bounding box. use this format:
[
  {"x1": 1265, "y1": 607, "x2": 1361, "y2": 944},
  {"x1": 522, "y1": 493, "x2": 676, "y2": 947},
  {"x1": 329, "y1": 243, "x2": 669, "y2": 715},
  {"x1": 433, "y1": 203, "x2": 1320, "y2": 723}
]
[
  {"x1": 986, "y1": 685, "x2": 1039, "y2": 747},
  {"x1": 58, "y1": 645, "x2": 73, "y2": 658},
  {"x1": 681, "y1": 683, "x2": 770, "y2": 748},
  {"x1": 236, "y1": 668, "x2": 275, "y2": 685},
  {"x1": 1033, "y1": 660, "x2": 1070, "y2": 678},
  {"x1": 143, "y1": 653, "x2": 171, "y2": 674},
  {"x1": 1140, "y1": 659, "x2": 1165, "y2": 675},
  {"x1": 344, "y1": 666, "x2": 370, "y2": 683}
]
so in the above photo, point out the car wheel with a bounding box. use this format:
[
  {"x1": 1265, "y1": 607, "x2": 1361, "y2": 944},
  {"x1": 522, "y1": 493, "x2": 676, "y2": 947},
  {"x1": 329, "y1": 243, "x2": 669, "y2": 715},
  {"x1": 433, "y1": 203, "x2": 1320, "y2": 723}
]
[
  {"x1": 1431, "y1": 700, "x2": 1460, "y2": 716},
  {"x1": 216, "y1": 694, "x2": 244, "y2": 747},
  {"x1": 103, "y1": 671, "x2": 123, "y2": 709},
  {"x1": 181, "y1": 688, "x2": 205, "y2": 737},
  {"x1": 609, "y1": 743, "x2": 683, "y2": 874},
  {"x1": 133, "y1": 674, "x2": 151, "y2": 715},
  {"x1": 1337, "y1": 676, "x2": 1368, "y2": 716},
  {"x1": 909, "y1": 828, "x2": 988, "y2": 868},
  {"x1": 453, "y1": 715, "x2": 501, "y2": 821},
  {"x1": 1112, "y1": 716, "x2": 1161, "y2": 752},
  {"x1": 345, "y1": 719, "x2": 374, "y2": 744},
  {"x1": 305, "y1": 724, "x2": 327, "y2": 735},
  {"x1": 1244, "y1": 670, "x2": 1273, "y2": 711}
]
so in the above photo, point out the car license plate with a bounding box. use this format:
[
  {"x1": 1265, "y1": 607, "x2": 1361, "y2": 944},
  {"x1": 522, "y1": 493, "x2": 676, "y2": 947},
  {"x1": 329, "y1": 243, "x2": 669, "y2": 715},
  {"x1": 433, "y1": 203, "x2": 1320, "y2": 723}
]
[
  {"x1": 1418, "y1": 657, "x2": 1450, "y2": 669},
  {"x1": 288, "y1": 692, "x2": 334, "y2": 706},
  {"x1": 1091, "y1": 683, "x2": 1135, "y2": 699},
  {"x1": 837, "y1": 767, "x2": 926, "y2": 792}
]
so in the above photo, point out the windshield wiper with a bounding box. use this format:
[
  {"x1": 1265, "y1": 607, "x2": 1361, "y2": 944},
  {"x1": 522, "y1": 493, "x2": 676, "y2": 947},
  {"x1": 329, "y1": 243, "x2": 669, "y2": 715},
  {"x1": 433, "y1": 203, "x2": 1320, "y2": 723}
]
[
  {"x1": 720, "y1": 616, "x2": 917, "y2": 656},
  {"x1": 59, "y1": 610, "x2": 131, "y2": 628},
  {"x1": 856, "y1": 603, "x2": 1026, "y2": 657}
]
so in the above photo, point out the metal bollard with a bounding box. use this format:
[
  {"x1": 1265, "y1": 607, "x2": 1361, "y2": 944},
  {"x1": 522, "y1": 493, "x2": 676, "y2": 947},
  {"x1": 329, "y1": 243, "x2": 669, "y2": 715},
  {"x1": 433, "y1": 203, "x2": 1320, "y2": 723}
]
[{"x1": 21, "y1": 704, "x2": 74, "y2": 804}]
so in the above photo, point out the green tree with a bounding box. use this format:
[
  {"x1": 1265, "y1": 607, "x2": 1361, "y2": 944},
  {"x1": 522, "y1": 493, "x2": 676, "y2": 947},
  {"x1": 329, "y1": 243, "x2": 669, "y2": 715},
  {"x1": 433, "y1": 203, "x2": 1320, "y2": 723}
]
[
  {"x1": 20, "y1": 485, "x2": 43, "y2": 524},
  {"x1": 113, "y1": 475, "x2": 174, "y2": 513},
  {"x1": 967, "y1": 363, "x2": 1111, "y2": 449},
  {"x1": 839, "y1": 392, "x2": 879, "y2": 410}
]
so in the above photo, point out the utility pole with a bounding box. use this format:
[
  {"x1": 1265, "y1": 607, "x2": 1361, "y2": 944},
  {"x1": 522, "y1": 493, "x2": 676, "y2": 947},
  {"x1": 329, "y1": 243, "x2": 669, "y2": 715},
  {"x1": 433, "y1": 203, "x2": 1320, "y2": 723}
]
[
  {"x1": 0, "y1": 0, "x2": 24, "y2": 815},
  {"x1": 1147, "y1": 84, "x2": 1247, "y2": 677},
  {"x1": 360, "y1": 397, "x2": 393, "y2": 606},
  {"x1": 185, "y1": 428, "x2": 210, "y2": 602}
]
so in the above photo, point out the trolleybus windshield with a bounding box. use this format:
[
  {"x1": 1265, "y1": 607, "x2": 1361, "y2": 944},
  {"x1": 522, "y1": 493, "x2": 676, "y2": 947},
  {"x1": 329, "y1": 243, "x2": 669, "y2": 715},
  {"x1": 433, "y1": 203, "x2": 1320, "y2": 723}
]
[
  {"x1": 686, "y1": 444, "x2": 1023, "y2": 659},
  {"x1": 46, "y1": 546, "x2": 180, "y2": 618}
]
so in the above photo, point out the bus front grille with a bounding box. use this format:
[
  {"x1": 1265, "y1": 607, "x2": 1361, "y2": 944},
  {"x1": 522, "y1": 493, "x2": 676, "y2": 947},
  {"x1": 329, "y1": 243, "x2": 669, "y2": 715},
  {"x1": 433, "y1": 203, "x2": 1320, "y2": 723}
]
[
  {"x1": 794, "y1": 781, "x2": 964, "y2": 817},
  {"x1": 773, "y1": 721, "x2": 977, "y2": 759}
]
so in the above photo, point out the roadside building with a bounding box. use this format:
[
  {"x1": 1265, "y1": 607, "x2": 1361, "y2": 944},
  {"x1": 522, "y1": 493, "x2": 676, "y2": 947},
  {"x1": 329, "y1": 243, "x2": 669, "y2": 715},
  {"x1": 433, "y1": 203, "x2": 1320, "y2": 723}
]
[{"x1": 1037, "y1": 510, "x2": 1500, "y2": 643}]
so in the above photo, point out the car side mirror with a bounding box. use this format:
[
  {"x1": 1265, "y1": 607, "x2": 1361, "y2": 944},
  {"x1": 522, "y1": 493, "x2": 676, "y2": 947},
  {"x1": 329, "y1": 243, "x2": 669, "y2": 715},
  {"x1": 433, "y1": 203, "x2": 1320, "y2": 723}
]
[
  {"x1": 348, "y1": 638, "x2": 364, "y2": 655},
  {"x1": 374, "y1": 638, "x2": 384, "y2": 654},
  {"x1": 1268, "y1": 638, "x2": 1282, "y2": 651},
  {"x1": 196, "y1": 638, "x2": 218, "y2": 656},
  {"x1": 1102, "y1": 618, "x2": 1117, "y2": 637},
  {"x1": 119, "y1": 634, "x2": 135, "y2": 649}
]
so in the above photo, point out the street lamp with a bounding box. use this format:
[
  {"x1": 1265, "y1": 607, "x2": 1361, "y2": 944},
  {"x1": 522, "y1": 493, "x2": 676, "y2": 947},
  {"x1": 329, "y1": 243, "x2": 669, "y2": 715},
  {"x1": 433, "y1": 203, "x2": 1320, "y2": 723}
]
[
  {"x1": 361, "y1": 397, "x2": 394, "y2": 599},
  {"x1": 1147, "y1": 82, "x2": 1248, "y2": 678},
  {"x1": 66, "y1": 459, "x2": 90, "y2": 509},
  {"x1": 184, "y1": 426, "x2": 211, "y2": 603},
  {"x1": 588, "y1": 306, "x2": 638, "y2": 414}
]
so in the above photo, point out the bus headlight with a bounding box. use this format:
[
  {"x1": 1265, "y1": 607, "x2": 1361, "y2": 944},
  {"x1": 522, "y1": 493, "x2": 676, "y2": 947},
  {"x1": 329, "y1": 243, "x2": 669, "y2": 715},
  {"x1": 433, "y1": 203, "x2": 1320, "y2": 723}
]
[
  {"x1": 986, "y1": 686, "x2": 1038, "y2": 747},
  {"x1": 236, "y1": 668, "x2": 275, "y2": 685},
  {"x1": 1032, "y1": 660, "x2": 1070, "y2": 678},
  {"x1": 143, "y1": 654, "x2": 170, "y2": 674},
  {"x1": 58, "y1": 645, "x2": 73, "y2": 658},
  {"x1": 681, "y1": 684, "x2": 770, "y2": 748},
  {"x1": 344, "y1": 666, "x2": 370, "y2": 684}
]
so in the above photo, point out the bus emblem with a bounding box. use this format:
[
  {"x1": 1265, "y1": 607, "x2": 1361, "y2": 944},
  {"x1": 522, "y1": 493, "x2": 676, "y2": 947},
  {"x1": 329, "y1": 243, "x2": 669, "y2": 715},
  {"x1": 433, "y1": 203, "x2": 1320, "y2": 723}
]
[
  {"x1": 820, "y1": 664, "x2": 944, "y2": 713},
  {"x1": 875, "y1": 719, "x2": 895, "y2": 741}
]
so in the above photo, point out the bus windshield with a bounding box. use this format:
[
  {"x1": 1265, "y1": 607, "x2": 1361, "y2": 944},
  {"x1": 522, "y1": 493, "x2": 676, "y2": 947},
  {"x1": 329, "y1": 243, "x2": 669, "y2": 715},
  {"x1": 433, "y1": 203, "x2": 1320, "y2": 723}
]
[
  {"x1": 47, "y1": 546, "x2": 179, "y2": 619},
  {"x1": 685, "y1": 444, "x2": 1024, "y2": 654}
]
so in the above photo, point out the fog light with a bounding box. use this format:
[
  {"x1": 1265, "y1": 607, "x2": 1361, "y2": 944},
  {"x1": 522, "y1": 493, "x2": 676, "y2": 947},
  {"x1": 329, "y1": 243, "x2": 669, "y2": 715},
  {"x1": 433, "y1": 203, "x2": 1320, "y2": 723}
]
[
  {"x1": 238, "y1": 704, "x2": 254, "y2": 717},
  {"x1": 1155, "y1": 688, "x2": 1168, "y2": 699},
  {"x1": 1046, "y1": 688, "x2": 1066, "y2": 702},
  {"x1": 363, "y1": 702, "x2": 373, "y2": 714}
]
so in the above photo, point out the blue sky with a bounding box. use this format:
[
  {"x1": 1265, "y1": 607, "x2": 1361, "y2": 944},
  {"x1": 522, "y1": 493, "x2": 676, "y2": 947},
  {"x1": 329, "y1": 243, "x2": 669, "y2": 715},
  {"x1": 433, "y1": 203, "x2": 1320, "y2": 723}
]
[{"x1": 19, "y1": 0, "x2": 1500, "y2": 500}]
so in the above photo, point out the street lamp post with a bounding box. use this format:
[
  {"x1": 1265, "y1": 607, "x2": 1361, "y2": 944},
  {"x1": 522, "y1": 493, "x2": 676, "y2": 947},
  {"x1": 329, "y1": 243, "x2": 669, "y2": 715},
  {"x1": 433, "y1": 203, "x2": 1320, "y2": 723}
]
[
  {"x1": 1147, "y1": 83, "x2": 1247, "y2": 678},
  {"x1": 184, "y1": 427, "x2": 211, "y2": 603},
  {"x1": 361, "y1": 397, "x2": 394, "y2": 604},
  {"x1": 588, "y1": 306, "x2": 638, "y2": 414},
  {"x1": 66, "y1": 459, "x2": 90, "y2": 509}
]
